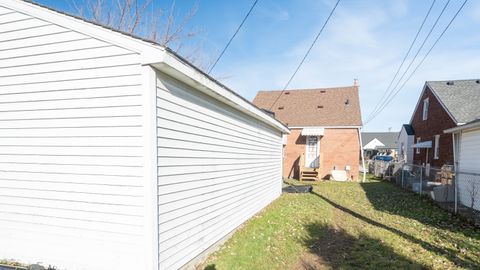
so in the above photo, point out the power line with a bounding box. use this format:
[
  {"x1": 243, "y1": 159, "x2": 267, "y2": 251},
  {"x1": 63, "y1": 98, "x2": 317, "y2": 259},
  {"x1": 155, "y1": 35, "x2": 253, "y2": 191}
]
[
  {"x1": 208, "y1": 0, "x2": 259, "y2": 74},
  {"x1": 367, "y1": 0, "x2": 436, "y2": 120},
  {"x1": 364, "y1": 0, "x2": 468, "y2": 125},
  {"x1": 365, "y1": 0, "x2": 451, "y2": 123},
  {"x1": 268, "y1": 0, "x2": 341, "y2": 110}
]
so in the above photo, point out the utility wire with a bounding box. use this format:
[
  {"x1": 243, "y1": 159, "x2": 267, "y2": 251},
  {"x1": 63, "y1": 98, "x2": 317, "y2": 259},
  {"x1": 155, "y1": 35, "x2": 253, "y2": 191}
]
[
  {"x1": 365, "y1": 0, "x2": 451, "y2": 123},
  {"x1": 364, "y1": 0, "x2": 452, "y2": 124},
  {"x1": 268, "y1": 0, "x2": 341, "y2": 110},
  {"x1": 208, "y1": 0, "x2": 259, "y2": 74},
  {"x1": 364, "y1": 0, "x2": 468, "y2": 125},
  {"x1": 367, "y1": 0, "x2": 436, "y2": 120}
]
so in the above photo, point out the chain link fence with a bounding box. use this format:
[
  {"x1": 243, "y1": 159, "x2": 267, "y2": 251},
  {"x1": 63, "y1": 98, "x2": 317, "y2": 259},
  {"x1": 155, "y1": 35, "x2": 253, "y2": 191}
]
[{"x1": 369, "y1": 160, "x2": 480, "y2": 225}]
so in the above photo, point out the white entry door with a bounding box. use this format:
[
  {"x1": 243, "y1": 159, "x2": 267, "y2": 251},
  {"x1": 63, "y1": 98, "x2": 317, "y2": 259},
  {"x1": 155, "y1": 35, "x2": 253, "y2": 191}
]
[{"x1": 305, "y1": 136, "x2": 319, "y2": 168}]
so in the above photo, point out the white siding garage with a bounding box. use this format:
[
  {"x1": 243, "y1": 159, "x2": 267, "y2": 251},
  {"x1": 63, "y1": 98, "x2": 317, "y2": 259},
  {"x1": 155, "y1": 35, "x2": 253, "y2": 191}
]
[
  {"x1": 457, "y1": 129, "x2": 480, "y2": 172},
  {"x1": 456, "y1": 128, "x2": 480, "y2": 211},
  {"x1": 445, "y1": 122, "x2": 480, "y2": 211},
  {"x1": 155, "y1": 73, "x2": 283, "y2": 269},
  {"x1": 0, "y1": 1, "x2": 288, "y2": 270},
  {"x1": 0, "y1": 3, "x2": 145, "y2": 270}
]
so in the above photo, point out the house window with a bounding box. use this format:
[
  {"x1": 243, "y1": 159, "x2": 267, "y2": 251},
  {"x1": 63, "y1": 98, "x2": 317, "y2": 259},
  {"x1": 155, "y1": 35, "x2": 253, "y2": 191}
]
[
  {"x1": 434, "y1": 135, "x2": 440, "y2": 159},
  {"x1": 416, "y1": 137, "x2": 421, "y2": 154},
  {"x1": 422, "y1": 98, "x2": 429, "y2": 120}
]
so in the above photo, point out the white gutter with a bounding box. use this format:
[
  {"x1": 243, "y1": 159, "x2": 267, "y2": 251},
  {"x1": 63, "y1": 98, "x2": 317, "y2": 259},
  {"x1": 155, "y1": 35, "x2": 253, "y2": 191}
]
[{"x1": 444, "y1": 121, "x2": 480, "y2": 134}]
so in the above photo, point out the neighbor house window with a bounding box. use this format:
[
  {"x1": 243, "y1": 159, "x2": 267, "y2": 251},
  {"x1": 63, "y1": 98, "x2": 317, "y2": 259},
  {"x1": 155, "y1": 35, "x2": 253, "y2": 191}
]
[
  {"x1": 434, "y1": 135, "x2": 440, "y2": 159},
  {"x1": 416, "y1": 137, "x2": 421, "y2": 154},
  {"x1": 422, "y1": 98, "x2": 429, "y2": 120}
]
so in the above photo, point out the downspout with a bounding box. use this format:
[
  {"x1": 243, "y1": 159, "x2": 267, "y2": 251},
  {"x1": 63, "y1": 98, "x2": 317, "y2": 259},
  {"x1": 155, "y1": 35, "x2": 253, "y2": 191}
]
[{"x1": 358, "y1": 128, "x2": 366, "y2": 182}]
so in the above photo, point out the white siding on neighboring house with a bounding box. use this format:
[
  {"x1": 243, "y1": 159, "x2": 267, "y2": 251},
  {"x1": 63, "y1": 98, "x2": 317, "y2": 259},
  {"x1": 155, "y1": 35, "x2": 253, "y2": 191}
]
[
  {"x1": 457, "y1": 129, "x2": 480, "y2": 211},
  {"x1": 156, "y1": 72, "x2": 283, "y2": 269},
  {"x1": 0, "y1": 5, "x2": 146, "y2": 270},
  {"x1": 397, "y1": 128, "x2": 414, "y2": 163}
]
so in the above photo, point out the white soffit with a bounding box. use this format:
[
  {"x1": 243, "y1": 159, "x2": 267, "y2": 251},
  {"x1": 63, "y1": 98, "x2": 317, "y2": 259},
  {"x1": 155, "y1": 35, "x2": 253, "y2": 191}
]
[{"x1": 301, "y1": 128, "x2": 325, "y2": 136}]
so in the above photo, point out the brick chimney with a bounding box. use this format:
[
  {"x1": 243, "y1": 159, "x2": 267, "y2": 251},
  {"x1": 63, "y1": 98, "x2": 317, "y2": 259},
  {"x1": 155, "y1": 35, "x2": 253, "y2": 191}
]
[{"x1": 353, "y1": 78, "x2": 359, "y2": 87}]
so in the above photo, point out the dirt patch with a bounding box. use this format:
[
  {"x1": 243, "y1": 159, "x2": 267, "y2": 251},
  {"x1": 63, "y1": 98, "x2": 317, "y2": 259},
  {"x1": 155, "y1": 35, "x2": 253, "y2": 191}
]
[{"x1": 292, "y1": 208, "x2": 354, "y2": 270}]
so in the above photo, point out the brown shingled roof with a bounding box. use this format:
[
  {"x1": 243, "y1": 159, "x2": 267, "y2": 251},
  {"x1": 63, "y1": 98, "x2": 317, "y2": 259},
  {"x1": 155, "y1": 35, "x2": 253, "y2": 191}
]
[{"x1": 252, "y1": 86, "x2": 362, "y2": 127}]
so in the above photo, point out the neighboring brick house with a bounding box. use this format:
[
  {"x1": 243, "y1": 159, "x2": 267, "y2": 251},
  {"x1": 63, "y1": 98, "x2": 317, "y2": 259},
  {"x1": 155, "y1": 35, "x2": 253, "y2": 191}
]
[
  {"x1": 253, "y1": 86, "x2": 362, "y2": 181},
  {"x1": 408, "y1": 79, "x2": 480, "y2": 168}
]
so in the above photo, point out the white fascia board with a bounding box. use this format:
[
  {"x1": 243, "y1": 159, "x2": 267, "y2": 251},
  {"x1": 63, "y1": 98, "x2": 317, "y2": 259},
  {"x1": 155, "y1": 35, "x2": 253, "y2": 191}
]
[
  {"x1": 3, "y1": 0, "x2": 165, "y2": 58},
  {"x1": 397, "y1": 126, "x2": 405, "y2": 140},
  {"x1": 288, "y1": 125, "x2": 362, "y2": 129},
  {"x1": 152, "y1": 52, "x2": 290, "y2": 134}
]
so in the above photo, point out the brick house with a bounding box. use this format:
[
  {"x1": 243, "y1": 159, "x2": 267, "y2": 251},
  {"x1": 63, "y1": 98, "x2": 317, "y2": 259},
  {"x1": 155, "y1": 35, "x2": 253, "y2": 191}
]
[
  {"x1": 253, "y1": 86, "x2": 362, "y2": 181},
  {"x1": 407, "y1": 79, "x2": 480, "y2": 168}
]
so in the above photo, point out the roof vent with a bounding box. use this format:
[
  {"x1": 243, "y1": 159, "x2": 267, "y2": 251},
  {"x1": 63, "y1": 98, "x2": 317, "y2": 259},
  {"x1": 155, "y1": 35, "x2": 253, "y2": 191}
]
[
  {"x1": 278, "y1": 106, "x2": 284, "y2": 110},
  {"x1": 345, "y1": 99, "x2": 350, "y2": 105},
  {"x1": 317, "y1": 105, "x2": 324, "y2": 109},
  {"x1": 320, "y1": 90, "x2": 326, "y2": 93},
  {"x1": 446, "y1": 81, "x2": 454, "y2": 85},
  {"x1": 284, "y1": 92, "x2": 290, "y2": 95},
  {"x1": 476, "y1": 80, "x2": 480, "y2": 84}
]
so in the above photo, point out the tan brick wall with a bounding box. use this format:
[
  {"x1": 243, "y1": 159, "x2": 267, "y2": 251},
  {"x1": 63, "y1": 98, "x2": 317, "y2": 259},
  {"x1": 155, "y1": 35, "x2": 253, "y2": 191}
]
[
  {"x1": 283, "y1": 129, "x2": 305, "y2": 179},
  {"x1": 283, "y1": 128, "x2": 360, "y2": 181},
  {"x1": 319, "y1": 128, "x2": 360, "y2": 181}
]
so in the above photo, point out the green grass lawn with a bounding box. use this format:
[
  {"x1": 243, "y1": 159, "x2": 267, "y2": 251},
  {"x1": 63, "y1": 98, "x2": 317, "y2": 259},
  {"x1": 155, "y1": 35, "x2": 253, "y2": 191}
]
[{"x1": 202, "y1": 176, "x2": 480, "y2": 270}]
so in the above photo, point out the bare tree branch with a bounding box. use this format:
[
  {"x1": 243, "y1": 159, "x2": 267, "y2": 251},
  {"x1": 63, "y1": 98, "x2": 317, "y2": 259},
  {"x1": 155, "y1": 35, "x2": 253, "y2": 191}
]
[{"x1": 68, "y1": 0, "x2": 207, "y2": 69}]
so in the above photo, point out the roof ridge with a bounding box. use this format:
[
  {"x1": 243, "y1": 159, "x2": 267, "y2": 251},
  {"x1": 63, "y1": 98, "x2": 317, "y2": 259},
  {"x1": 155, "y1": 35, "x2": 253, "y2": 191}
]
[
  {"x1": 259, "y1": 85, "x2": 356, "y2": 92},
  {"x1": 427, "y1": 78, "x2": 480, "y2": 83}
]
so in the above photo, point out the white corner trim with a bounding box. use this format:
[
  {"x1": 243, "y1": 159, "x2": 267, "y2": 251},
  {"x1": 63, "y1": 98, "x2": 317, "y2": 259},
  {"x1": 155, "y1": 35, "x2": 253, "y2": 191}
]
[
  {"x1": 141, "y1": 65, "x2": 159, "y2": 270},
  {"x1": 152, "y1": 52, "x2": 290, "y2": 134}
]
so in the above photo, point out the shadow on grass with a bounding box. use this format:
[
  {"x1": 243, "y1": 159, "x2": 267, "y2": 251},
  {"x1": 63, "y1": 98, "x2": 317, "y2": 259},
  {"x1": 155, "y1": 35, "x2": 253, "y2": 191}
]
[
  {"x1": 360, "y1": 180, "x2": 480, "y2": 253},
  {"x1": 360, "y1": 181, "x2": 478, "y2": 231},
  {"x1": 203, "y1": 264, "x2": 216, "y2": 270},
  {"x1": 311, "y1": 190, "x2": 479, "y2": 268},
  {"x1": 299, "y1": 222, "x2": 425, "y2": 269}
]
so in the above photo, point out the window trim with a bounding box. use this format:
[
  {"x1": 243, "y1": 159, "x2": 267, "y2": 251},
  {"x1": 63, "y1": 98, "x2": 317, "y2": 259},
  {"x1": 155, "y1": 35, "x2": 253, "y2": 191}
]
[
  {"x1": 434, "y1": 135, "x2": 440, "y2": 159},
  {"x1": 422, "y1": 98, "x2": 429, "y2": 120},
  {"x1": 416, "y1": 137, "x2": 421, "y2": 154}
]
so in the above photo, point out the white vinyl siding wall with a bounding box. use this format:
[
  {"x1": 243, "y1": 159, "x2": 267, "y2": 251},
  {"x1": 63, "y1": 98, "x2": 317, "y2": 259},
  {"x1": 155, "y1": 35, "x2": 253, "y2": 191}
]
[
  {"x1": 397, "y1": 127, "x2": 414, "y2": 163},
  {"x1": 457, "y1": 129, "x2": 480, "y2": 211},
  {"x1": 156, "y1": 73, "x2": 283, "y2": 269},
  {"x1": 0, "y1": 5, "x2": 146, "y2": 270}
]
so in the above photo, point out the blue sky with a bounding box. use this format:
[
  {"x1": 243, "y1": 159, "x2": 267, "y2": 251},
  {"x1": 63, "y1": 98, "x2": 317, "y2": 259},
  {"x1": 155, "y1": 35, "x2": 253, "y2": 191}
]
[{"x1": 35, "y1": 0, "x2": 480, "y2": 131}]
